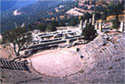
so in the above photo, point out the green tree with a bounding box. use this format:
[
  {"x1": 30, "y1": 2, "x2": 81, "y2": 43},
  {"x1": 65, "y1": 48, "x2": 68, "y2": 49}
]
[
  {"x1": 2, "y1": 27, "x2": 31, "y2": 56},
  {"x1": 46, "y1": 23, "x2": 57, "y2": 32},
  {"x1": 107, "y1": 3, "x2": 124, "y2": 18},
  {"x1": 82, "y1": 24, "x2": 97, "y2": 41},
  {"x1": 101, "y1": 10, "x2": 107, "y2": 21},
  {"x1": 95, "y1": 13, "x2": 101, "y2": 20},
  {"x1": 36, "y1": 23, "x2": 46, "y2": 32},
  {"x1": 80, "y1": 16, "x2": 84, "y2": 20},
  {"x1": 58, "y1": 21, "x2": 66, "y2": 26},
  {"x1": 51, "y1": 21, "x2": 59, "y2": 27},
  {"x1": 112, "y1": 18, "x2": 120, "y2": 29},
  {"x1": 69, "y1": 19, "x2": 78, "y2": 26},
  {"x1": 95, "y1": 5, "x2": 106, "y2": 12},
  {"x1": 83, "y1": 12, "x2": 92, "y2": 21}
]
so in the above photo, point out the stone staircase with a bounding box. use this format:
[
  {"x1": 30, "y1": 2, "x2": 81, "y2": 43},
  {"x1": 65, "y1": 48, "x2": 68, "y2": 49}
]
[{"x1": 0, "y1": 58, "x2": 30, "y2": 72}]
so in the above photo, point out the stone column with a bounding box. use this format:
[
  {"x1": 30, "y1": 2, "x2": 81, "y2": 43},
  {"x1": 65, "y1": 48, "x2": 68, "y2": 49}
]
[
  {"x1": 92, "y1": 14, "x2": 95, "y2": 26},
  {"x1": 89, "y1": 18, "x2": 92, "y2": 24},
  {"x1": 95, "y1": 22, "x2": 98, "y2": 30},
  {"x1": 99, "y1": 21, "x2": 102, "y2": 32},
  {"x1": 84, "y1": 19, "x2": 87, "y2": 28},
  {"x1": 123, "y1": 22, "x2": 125, "y2": 32},
  {"x1": 80, "y1": 20, "x2": 83, "y2": 29},
  {"x1": 119, "y1": 22, "x2": 124, "y2": 32}
]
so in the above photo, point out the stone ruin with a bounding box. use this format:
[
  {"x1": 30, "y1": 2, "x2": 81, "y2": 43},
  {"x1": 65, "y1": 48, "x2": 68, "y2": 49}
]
[
  {"x1": 25, "y1": 16, "x2": 125, "y2": 56},
  {"x1": 1, "y1": 32, "x2": 124, "y2": 83},
  {"x1": 80, "y1": 14, "x2": 125, "y2": 33},
  {"x1": 1, "y1": 13, "x2": 125, "y2": 83},
  {"x1": 0, "y1": 58, "x2": 30, "y2": 72},
  {"x1": 25, "y1": 28, "x2": 84, "y2": 55}
]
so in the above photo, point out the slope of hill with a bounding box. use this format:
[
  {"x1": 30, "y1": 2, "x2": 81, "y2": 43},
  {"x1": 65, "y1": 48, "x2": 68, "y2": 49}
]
[
  {"x1": 1, "y1": 0, "x2": 38, "y2": 12},
  {"x1": 1, "y1": 0, "x2": 76, "y2": 33},
  {"x1": 1, "y1": 0, "x2": 17, "y2": 12}
]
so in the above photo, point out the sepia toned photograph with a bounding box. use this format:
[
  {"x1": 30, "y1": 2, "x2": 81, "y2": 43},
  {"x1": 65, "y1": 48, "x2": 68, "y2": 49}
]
[{"x1": 0, "y1": 0, "x2": 125, "y2": 83}]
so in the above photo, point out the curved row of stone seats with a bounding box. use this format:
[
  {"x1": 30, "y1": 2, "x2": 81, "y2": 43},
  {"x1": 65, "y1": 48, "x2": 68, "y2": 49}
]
[
  {"x1": 28, "y1": 39, "x2": 66, "y2": 49},
  {"x1": 120, "y1": 38, "x2": 125, "y2": 46},
  {"x1": 106, "y1": 42, "x2": 124, "y2": 57},
  {"x1": 114, "y1": 44, "x2": 121, "y2": 51},
  {"x1": 118, "y1": 43, "x2": 124, "y2": 50},
  {"x1": 0, "y1": 58, "x2": 30, "y2": 72},
  {"x1": 84, "y1": 45, "x2": 93, "y2": 53},
  {"x1": 94, "y1": 41, "x2": 125, "y2": 69},
  {"x1": 96, "y1": 45, "x2": 116, "y2": 62},
  {"x1": 103, "y1": 49, "x2": 111, "y2": 64},
  {"x1": 95, "y1": 50, "x2": 112, "y2": 69},
  {"x1": 108, "y1": 42, "x2": 117, "y2": 53},
  {"x1": 90, "y1": 42, "x2": 99, "y2": 49},
  {"x1": 40, "y1": 38, "x2": 61, "y2": 43},
  {"x1": 80, "y1": 34, "x2": 125, "y2": 73},
  {"x1": 107, "y1": 47, "x2": 114, "y2": 56},
  {"x1": 29, "y1": 36, "x2": 81, "y2": 50},
  {"x1": 39, "y1": 34, "x2": 53, "y2": 38},
  {"x1": 112, "y1": 52, "x2": 124, "y2": 62},
  {"x1": 102, "y1": 47, "x2": 110, "y2": 58},
  {"x1": 113, "y1": 43, "x2": 123, "y2": 54},
  {"x1": 31, "y1": 44, "x2": 58, "y2": 51},
  {"x1": 116, "y1": 43, "x2": 125, "y2": 53},
  {"x1": 118, "y1": 39, "x2": 125, "y2": 49},
  {"x1": 118, "y1": 42, "x2": 125, "y2": 50},
  {"x1": 92, "y1": 52, "x2": 125, "y2": 72},
  {"x1": 86, "y1": 43, "x2": 111, "y2": 64},
  {"x1": 109, "y1": 45, "x2": 117, "y2": 54},
  {"x1": 104, "y1": 47, "x2": 112, "y2": 57},
  {"x1": 85, "y1": 41, "x2": 103, "y2": 56},
  {"x1": 92, "y1": 50, "x2": 111, "y2": 67},
  {"x1": 107, "y1": 52, "x2": 125, "y2": 70}
]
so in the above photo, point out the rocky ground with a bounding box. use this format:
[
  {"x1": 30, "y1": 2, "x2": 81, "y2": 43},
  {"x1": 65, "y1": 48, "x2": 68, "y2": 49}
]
[
  {"x1": 0, "y1": 32, "x2": 125, "y2": 84},
  {"x1": 0, "y1": 44, "x2": 15, "y2": 59}
]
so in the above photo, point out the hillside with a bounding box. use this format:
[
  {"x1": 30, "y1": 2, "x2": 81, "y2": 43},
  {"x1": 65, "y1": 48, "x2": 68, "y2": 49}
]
[
  {"x1": 1, "y1": 0, "x2": 17, "y2": 12},
  {"x1": 1, "y1": 0, "x2": 38, "y2": 12},
  {"x1": 1, "y1": 0, "x2": 76, "y2": 33}
]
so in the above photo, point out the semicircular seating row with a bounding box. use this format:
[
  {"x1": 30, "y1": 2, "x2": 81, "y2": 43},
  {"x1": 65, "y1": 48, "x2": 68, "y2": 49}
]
[{"x1": 80, "y1": 35, "x2": 125, "y2": 70}]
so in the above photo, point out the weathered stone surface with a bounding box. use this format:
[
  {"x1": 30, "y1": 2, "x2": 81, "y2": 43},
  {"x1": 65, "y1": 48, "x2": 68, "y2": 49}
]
[{"x1": 1, "y1": 33, "x2": 125, "y2": 83}]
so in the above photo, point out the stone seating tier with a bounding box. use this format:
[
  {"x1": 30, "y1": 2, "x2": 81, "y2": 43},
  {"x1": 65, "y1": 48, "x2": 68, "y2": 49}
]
[{"x1": 0, "y1": 58, "x2": 30, "y2": 72}]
